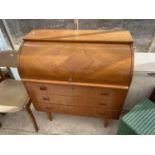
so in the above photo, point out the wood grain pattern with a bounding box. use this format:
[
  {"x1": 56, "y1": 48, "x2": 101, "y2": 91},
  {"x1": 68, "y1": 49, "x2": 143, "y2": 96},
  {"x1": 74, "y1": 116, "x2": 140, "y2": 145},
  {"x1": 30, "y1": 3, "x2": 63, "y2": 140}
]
[
  {"x1": 24, "y1": 29, "x2": 133, "y2": 43},
  {"x1": 25, "y1": 82, "x2": 127, "y2": 117},
  {"x1": 34, "y1": 103, "x2": 121, "y2": 119},
  {"x1": 18, "y1": 29, "x2": 134, "y2": 127},
  {"x1": 19, "y1": 42, "x2": 132, "y2": 86}
]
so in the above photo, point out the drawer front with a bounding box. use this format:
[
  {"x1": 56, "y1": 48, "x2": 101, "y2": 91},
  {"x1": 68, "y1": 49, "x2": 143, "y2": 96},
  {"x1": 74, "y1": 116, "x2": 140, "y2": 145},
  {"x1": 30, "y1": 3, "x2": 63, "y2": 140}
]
[
  {"x1": 34, "y1": 103, "x2": 120, "y2": 119},
  {"x1": 30, "y1": 83, "x2": 111, "y2": 98},
  {"x1": 37, "y1": 104, "x2": 105, "y2": 116},
  {"x1": 34, "y1": 94, "x2": 109, "y2": 107}
]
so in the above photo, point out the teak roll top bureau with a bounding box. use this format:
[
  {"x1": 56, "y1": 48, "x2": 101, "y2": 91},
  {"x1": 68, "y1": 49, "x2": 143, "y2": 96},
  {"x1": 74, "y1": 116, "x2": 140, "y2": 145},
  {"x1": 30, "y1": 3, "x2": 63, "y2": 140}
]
[{"x1": 18, "y1": 29, "x2": 134, "y2": 127}]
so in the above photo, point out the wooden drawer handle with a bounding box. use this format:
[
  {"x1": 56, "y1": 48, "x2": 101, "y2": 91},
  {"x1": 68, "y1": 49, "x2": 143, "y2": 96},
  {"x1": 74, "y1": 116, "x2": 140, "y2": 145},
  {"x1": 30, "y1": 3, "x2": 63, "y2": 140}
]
[
  {"x1": 40, "y1": 86, "x2": 47, "y2": 91},
  {"x1": 98, "y1": 103, "x2": 107, "y2": 106},
  {"x1": 100, "y1": 92, "x2": 109, "y2": 96},
  {"x1": 42, "y1": 97, "x2": 50, "y2": 101}
]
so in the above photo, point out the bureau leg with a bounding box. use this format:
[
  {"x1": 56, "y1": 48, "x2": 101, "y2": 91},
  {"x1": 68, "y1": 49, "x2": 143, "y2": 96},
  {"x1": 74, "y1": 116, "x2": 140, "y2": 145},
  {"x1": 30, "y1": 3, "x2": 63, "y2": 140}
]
[
  {"x1": 104, "y1": 117, "x2": 108, "y2": 127},
  {"x1": 24, "y1": 100, "x2": 39, "y2": 132},
  {"x1": 47, "y1": 112, "x2": 53, "y2": 121}
]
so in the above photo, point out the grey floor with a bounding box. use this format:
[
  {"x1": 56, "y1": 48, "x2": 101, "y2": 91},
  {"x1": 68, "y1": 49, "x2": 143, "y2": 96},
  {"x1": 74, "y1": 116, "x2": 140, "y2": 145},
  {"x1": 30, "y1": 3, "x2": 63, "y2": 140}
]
[{"x1": 0, "y1": 109, "x2": 120, "y2": 135}]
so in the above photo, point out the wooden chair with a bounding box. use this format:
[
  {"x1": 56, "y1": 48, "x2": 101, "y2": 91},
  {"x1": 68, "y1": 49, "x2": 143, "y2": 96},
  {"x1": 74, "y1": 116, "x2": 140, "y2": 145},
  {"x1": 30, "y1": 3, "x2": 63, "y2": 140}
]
[{"x1": 0, "y1": 51, "x2": 39, "y2": 132}]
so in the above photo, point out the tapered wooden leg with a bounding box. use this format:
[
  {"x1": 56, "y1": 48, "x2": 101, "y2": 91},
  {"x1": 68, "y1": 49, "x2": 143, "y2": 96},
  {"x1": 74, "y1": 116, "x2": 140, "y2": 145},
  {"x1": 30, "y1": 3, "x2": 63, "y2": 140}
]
[
  {"x1": 47, "y1": 112, "x2": 53, "y2": 121},
  {"x1": 104, "y1": 117, "x2": 108, "y2": 127},
  {"x1": 24, "y1": 101, "x2": 39, "y2": 132}
]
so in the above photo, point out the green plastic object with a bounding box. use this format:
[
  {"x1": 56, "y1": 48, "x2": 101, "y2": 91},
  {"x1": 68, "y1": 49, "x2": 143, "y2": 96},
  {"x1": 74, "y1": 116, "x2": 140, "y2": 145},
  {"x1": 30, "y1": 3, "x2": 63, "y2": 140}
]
[{"x1": 117, "y1": 98, "x2": 155, "y2": 135}]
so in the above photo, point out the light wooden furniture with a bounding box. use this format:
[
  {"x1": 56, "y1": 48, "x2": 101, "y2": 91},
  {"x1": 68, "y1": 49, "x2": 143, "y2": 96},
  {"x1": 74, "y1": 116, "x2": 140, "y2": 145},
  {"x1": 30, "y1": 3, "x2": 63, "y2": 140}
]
[
  {"x1": 18, "y1": 29, "x2": 134, "y2": 127},
  {"x1": 0, "y1": 52, "x2": 39, "y2": 132}
]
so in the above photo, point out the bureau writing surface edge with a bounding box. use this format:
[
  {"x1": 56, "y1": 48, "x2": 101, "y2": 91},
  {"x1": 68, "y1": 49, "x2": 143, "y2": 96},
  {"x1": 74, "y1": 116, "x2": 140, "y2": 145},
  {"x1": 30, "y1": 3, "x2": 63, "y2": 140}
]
[{"x1": 17, "y1": 29, "x2": 134, "y2": 127}]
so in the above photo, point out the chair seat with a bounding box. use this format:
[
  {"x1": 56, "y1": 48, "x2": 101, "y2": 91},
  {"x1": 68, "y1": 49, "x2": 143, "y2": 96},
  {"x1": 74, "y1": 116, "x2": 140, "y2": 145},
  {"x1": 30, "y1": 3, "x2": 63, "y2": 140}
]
[{"x1": 0, "y1": 79, "x2": 29, "y2": 113}]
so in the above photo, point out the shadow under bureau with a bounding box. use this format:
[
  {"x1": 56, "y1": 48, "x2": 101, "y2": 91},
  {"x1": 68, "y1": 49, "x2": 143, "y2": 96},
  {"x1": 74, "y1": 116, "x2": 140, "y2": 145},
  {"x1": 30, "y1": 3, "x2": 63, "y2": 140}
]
[{"x1": 18, "y1": 29, "x2": 134, "y2": 127}]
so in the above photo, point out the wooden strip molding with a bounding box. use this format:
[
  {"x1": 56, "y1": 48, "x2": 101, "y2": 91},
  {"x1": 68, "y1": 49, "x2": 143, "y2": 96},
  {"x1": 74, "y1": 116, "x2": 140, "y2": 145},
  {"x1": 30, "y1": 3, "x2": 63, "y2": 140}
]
[
  {"x1": 24, "y1": 29, "x2": 133, "y2": 43},
  {"x1": 22, "y1": 78, "x2": 128, "y2": 90}
]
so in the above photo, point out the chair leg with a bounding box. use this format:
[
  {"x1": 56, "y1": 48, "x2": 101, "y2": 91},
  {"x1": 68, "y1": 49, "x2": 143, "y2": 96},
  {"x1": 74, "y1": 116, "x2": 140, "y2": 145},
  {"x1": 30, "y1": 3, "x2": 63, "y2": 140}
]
[
  {"x1": 24, "y1": 101, "x2": 39, "y2": 132},
  {"x1": 47, "y1": 112, "x2": 53, "y2": 121}
]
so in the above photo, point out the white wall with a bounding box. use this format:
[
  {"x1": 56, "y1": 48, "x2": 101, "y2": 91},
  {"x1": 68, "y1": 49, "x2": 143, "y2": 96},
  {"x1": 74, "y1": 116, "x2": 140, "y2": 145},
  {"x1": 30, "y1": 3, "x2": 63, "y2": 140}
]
[{"x1": 124, "y1": 53, "x2": 155, "y2": 109}]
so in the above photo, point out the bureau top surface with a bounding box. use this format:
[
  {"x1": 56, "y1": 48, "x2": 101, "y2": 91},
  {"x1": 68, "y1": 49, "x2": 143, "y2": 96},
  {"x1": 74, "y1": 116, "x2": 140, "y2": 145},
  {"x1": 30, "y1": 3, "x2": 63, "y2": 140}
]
[{"x1": 24, "y1": 29, "x2": 133, "y2": 43}]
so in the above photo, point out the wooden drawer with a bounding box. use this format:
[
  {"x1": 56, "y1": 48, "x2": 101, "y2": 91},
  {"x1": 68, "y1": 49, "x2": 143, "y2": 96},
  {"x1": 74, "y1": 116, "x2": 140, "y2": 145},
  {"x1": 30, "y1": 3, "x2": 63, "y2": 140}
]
[
  {"x1": 33, "y1": 92, "x2": 108, "y2": 110},
  {"x1": 37, "y1": 104, "x2": 105, "y2": 115},
  {"x1": 39, "y1": 105, "x2": 105, "y2": 115},
  {"x1": 27, "y1": 82, "x2": 111, "y2": 98},
  {"x1": 34, "y1": 94, "x2": 109, "y2": 107},
  {"x1": 34, "y1": 103, "x2": 120, "y2": 119}
]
